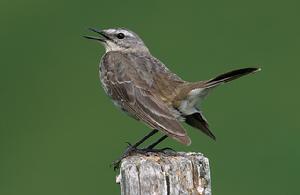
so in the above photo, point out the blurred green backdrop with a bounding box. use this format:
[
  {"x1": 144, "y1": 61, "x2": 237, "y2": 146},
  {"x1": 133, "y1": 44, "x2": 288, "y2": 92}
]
[{"x1": 1, "y1": 0, "x2": 299, "y2": 194}]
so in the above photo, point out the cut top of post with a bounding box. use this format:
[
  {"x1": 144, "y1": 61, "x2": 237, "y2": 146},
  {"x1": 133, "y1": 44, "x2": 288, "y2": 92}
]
[{"x1": 116, "y1": 152, "x2": 212, "y2": 195}]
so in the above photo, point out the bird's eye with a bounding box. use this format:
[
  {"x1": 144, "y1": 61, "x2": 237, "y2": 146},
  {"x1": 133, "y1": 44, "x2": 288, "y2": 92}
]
[{"x1": 116, "y1": 33, "x2": 125, "y2": 39}]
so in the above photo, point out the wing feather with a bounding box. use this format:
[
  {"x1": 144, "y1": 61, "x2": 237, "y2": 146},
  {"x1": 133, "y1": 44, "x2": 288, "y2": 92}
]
[
  {"x1": 101, "y1": 52, "x2": 191, "y2": 145},
  {"x1": 111, "y1": 81, "x2": 190, "y2": 145}
]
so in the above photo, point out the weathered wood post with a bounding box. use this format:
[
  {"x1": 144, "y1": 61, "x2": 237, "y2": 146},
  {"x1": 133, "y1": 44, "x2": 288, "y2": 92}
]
[{"x1": 116, "y1": 152, "x2": 212, "y2": 195}]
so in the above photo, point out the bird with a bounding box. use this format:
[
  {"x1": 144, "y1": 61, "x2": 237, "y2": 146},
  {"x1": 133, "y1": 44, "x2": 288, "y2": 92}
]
[{"x1": 84, "y1": 27, "x2": 260, "y2": 155}]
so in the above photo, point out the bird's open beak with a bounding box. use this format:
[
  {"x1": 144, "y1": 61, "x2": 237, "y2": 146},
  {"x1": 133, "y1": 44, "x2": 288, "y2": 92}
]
[{"x1": 83, "y1": 28, "x2": 111, "y2": 42}]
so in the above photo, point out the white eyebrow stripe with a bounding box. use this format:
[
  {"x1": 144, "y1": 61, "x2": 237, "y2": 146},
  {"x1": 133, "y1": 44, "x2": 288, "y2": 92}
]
[
  {"x1": 120, "y1": 30, "x2": 134, "y2": 37},
  {"x1": 105, "y1": 29, "x2": 134, "y2": 37},
  {"x1": 105, "y1": 29, "x2": 116, "y2": 34}
]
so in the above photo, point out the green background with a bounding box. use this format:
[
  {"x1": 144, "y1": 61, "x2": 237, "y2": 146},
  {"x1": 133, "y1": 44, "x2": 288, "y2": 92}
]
[{"x1": 1, "y1": 0, "x2": 299, "y2": 194}]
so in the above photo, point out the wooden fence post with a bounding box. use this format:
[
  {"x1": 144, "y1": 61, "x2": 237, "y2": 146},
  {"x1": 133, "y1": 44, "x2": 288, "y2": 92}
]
[{"x1": 116, "y1": 152, "x2": 212, "y2": 195}]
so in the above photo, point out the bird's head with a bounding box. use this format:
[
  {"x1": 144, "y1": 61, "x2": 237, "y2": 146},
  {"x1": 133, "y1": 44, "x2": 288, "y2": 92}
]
[{"x1": 84, "y1": 28, "x2": 149, "y2": 53}]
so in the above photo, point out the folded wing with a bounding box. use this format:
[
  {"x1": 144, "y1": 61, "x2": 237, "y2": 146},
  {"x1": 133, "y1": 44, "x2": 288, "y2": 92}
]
[{"x1": 102, "y1": 52, "x2": 191, "y2": 145}]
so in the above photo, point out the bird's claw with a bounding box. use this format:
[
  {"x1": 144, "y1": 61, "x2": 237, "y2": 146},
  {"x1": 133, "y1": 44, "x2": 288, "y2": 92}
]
[
  {"x1": 111, "y1": 146, "x2": 176, "y2": 170},
  {"x1": 159, "y1": 147, "x2": 176, "y2": 152},
  {"x1": 111, "y1": 145, "x2": 137, "y2": 170},
  {"x1": 140, "y1": 147, "x2": 175, "y2": 154}
]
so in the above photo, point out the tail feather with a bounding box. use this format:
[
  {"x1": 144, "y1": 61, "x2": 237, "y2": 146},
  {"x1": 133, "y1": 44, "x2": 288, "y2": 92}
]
[
  {"x1": 181, "y1": 67, "x2": 260, "y2": 140},
  {"x1": 185, "y1": 112, "x2": 216, "y2": 140},
  {"x1": 204, "y1": 67, "x2": 260, "y2": 88}
]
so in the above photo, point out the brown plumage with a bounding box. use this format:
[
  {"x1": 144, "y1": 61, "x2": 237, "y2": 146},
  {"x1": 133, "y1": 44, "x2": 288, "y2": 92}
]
[
  {"x1": 85, "y1": 28, "x2": 260, "y2": 145},
  {"x1": 100, "y1": 51, "x2": 191, "y2": 145}
]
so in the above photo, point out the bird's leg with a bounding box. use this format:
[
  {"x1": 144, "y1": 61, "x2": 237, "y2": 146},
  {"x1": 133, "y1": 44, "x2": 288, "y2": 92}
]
[
  {"x1": 142, "y1": 135, "x2": 176, "y2": 152},
  {"x1": 112, "y1": 129, "x2": 158, "y2": 170},
  {"x1": 130, "y1": 129, "x2": 158, "y2": 148},
  {"x1": 146, "y1": 135, "x2": 168, "y2": 149}
]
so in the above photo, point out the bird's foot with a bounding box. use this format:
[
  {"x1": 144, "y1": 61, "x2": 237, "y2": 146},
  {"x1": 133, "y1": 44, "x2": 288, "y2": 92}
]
[
  {"x1": 111, "y1": 143, "x2": 138, "y2": 170},
  {"x1": 111, "y1": 144, "x2": 176, "y2": 170},
  {"x1": 111, "y1": 146, "x2": 176, "y2": 170},
  {"x1": 139, "y1": 147, "x2": 176, "y2": 154}
]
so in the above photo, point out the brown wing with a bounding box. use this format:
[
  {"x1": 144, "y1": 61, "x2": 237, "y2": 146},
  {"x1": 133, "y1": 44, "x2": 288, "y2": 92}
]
[{"x1": 101, "y1": 52, "x2": 191, "y2": 145}]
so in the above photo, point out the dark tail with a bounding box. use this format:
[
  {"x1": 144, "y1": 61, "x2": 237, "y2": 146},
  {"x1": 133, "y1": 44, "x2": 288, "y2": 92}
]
[
  {"x1": 185, "y1": 112, "x2": 216, "y2": 140},
  {"x1": 204, "y1": 67, "x2": 260, "y2": 88},
  {"x1": 184, "y1": 67, "x2": 260, "y2": 140}
]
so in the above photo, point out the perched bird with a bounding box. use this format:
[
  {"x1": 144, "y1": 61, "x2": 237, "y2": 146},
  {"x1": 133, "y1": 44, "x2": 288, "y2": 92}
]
[{"x1": 84, "y1": 28, "x2": 260, "y2": 150}]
